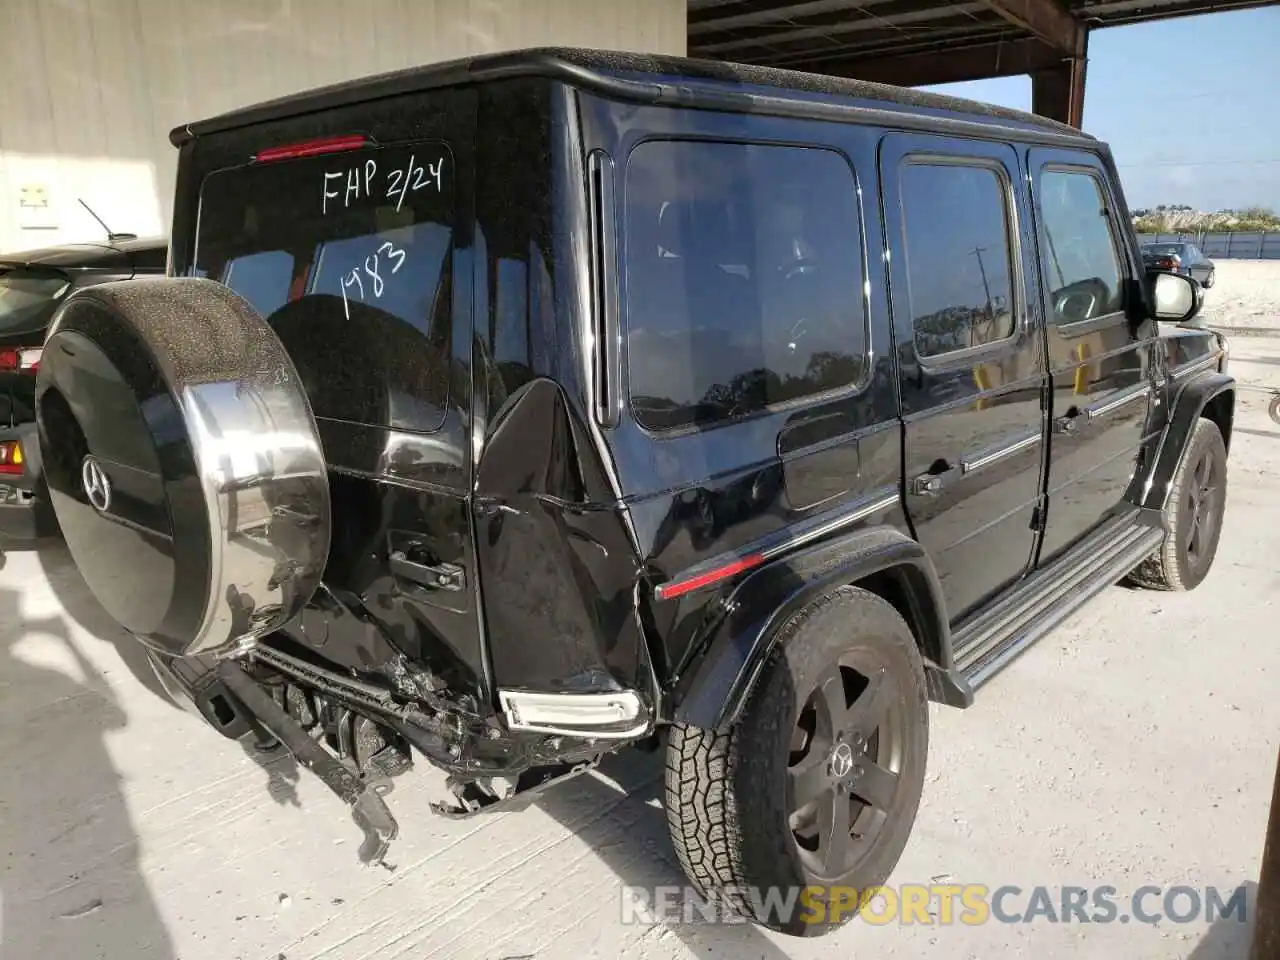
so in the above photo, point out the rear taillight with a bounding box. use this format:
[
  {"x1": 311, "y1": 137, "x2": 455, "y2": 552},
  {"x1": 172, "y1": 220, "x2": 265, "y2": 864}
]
[
  {"x1": 254, "y1": 134, "x2": 368, "y2": 163},
  {"x1": 0, "y1": 348, "x2": 43, "y2": 373},
  {"x1": 0, "y1": 440, "x2": 24, "y2": 475}
]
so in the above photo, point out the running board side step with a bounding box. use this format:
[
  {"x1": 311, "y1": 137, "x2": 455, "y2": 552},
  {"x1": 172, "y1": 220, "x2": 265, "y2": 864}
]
[
  {"x1": 215, "y1": 661, "x2": 399, "y2": 865},
  {"x1": 953, "y1": 510, "x2": 1165, "y2": 691}
]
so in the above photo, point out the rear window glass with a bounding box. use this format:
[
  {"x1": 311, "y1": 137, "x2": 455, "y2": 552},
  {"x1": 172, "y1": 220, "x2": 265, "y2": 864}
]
[
  {"x1": 193, "y1": 142, "x2": 454, "y2": 434},
  {"x1": 624, "y1": 140, "x2": 867, "y2": 433},
  {"x1": 0, "y1": 269, "x2": 69, "y2": 337}
]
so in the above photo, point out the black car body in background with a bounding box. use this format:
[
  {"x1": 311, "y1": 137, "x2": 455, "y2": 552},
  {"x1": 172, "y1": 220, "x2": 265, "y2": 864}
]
[
  {"x1": 1141, "y1": 241, "x2": 1216, "y2": 288},
  {"x1": 0, "y1": 236, "x2": 167, "y2": 540}
]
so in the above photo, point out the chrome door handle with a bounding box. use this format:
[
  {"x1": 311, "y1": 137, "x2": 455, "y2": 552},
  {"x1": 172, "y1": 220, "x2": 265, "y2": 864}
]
[
  {"x1": 1053, "y1": 411, "x2": 1081, "y2": 435},
  {"x1": 911, "y1": 463, "x2": 960, "y2": 496}
]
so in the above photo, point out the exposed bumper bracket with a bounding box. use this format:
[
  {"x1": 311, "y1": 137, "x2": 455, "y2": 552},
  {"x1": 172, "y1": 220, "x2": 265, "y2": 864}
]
[{"x1": 215, "y1": 660, "x2": 399, "y2": 865}]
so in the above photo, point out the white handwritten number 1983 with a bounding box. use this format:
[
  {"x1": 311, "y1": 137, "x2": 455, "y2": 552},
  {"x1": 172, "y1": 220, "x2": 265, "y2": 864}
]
[{"x1": 340, "y1": 241, "x2": 406, "y2": 318}]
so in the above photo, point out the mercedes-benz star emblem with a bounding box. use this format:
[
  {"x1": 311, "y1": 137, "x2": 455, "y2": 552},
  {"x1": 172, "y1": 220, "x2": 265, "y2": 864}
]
[
  {"x1": 830, "y1": 742, "x2": 855, "y2": 779},
  {"x1": 81, "y1": 456, "x2": 112, "y2": 513}
]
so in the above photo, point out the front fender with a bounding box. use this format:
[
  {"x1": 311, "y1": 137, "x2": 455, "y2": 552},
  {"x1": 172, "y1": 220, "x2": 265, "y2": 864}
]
[
  {"x1": 671, "y1": 526, "x2": 969, "y2": 732},
  {"x1": 1138, "y1": 371, "x2": 1234, "y2": 512}
]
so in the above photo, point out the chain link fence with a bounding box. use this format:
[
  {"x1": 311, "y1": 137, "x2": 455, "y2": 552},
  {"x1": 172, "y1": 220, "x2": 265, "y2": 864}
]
[{"x1": 1137, "y1": 231, "x2": 1280, "y2": 260}]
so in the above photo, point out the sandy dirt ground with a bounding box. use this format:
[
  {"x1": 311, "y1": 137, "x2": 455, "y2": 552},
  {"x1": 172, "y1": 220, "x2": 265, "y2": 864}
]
[
  {"x1": 2, "y1": 292, "x2": 1279, "y2": 960},
  {"x1": 1201, "y1": 260, "x2": 1280, "y2": 332}
]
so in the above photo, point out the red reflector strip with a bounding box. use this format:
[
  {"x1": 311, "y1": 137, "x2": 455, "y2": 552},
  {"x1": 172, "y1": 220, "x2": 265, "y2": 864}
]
[
  {"x1": 0, "y1": 464, "x2": 21, "y2": 475},
  {"x1": 655, "y1": 553, "x2": 765, "y2": 601},
  {"x1": 254, "y1": 134, "x2": 368, "y2": 163}
]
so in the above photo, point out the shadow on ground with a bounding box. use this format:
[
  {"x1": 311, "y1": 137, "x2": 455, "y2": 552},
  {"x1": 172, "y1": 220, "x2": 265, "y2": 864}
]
[
  {"x1": 33, "y1": 539, "x2": 307, "y2": 813},
  {"x1": 35, "y1": 540, "x2": 174, "y2": 707},
  {"x1": 0, "y1": 582, "x2": 175, "y2": 958},
  {"x1": 1186, "y1": 882, "x2": 1258, "y2": 960},
  {"x1": 534, "y1": 747, "x2": 797, "y2": 959}
]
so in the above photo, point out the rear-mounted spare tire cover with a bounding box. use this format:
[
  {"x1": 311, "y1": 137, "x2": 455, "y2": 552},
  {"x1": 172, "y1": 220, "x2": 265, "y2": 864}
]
[{"x1": 35, "y1": 277, "x2": 331, "y2": 658}]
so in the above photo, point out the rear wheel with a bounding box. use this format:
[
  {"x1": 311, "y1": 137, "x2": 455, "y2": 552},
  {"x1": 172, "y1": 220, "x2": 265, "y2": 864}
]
[
  {"x1": 664, "y1": 586, "x2": 928, "y2": 936},
  {"x1": 1127, "y1": 418, "x2": 1227, "y2": 591}
]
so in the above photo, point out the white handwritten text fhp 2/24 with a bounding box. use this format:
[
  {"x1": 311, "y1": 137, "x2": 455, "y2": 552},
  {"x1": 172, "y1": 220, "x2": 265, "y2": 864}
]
[{"x1": 323, "y1": 153, "x2": 445, "y2": 215}]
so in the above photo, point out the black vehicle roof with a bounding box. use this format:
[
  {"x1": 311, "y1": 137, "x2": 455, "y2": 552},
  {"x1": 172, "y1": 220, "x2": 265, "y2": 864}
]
[
  {"x1": 0, "y1": 236, "x2": 167, "y2": 271},
  {"x1": 171, "y1": 46, "x2": 1093, "y2": 147}
]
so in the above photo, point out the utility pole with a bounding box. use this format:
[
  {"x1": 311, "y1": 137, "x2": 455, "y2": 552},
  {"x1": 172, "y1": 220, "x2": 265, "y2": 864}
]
[
  {"x1": 971, "y1": 245, "x2": 993, "y2": 348},
  {"x1": 1252, "y1": 747, "x2": 1280, "y2": 960}
]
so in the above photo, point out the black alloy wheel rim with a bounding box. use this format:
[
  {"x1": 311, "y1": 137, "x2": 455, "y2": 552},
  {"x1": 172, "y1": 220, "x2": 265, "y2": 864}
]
[
  {"x1": 1186, "y1": 447, "x2": 1221, "y2": 572},
  {"x1": 786, "y1": 651, "x2": 907, "y2": 880}
]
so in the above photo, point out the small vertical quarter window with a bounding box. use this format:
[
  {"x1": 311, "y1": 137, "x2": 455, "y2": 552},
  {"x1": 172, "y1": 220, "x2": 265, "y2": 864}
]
[
  {"x1": 623, "y1": 140, "x2": 867, "y2": 433},
  {"x1": 1038, "y1": 169, "x2": 1126, "y2": 324},
  {"x1": 900, "y1": 161, "x2": 1017, "y2": 357}
]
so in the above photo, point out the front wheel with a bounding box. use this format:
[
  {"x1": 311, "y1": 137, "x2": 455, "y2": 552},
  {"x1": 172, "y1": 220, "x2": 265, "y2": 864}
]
[
  {"x1": 1127, "y1": 418, "x2": 1227, "y2": 591},
  {"x1": 664, "y1": 586, "x2": 928, "y2": 936}
]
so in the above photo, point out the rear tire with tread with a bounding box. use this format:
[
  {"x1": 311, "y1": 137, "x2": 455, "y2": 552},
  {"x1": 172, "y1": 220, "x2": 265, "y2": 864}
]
[{"x1": 663, "y1": 585, "x2": 928, "y2": 936}]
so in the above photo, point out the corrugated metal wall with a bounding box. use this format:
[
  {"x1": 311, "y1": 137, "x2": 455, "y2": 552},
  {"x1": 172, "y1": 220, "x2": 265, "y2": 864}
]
[{"x1": 0, "y1": 0, "x2": 686, "y2": 253}]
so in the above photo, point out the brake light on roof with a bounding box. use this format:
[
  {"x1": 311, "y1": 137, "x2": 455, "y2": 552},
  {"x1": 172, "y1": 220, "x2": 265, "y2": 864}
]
[
  {"x1": 254, "y1": 134, "x2": 368, "y2": 163},
  {"x1": 0, "y1": 439, "x2": 23, "y2": 475}
]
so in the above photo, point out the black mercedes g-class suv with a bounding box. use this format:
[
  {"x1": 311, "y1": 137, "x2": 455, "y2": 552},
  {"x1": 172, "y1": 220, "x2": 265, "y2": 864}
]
[
  {"x1": 34, "y1": 48, "x2": 1232, "y2": 936},
  {"x1": 0, "y1": 235, "x2": 167, "y2": 540}
]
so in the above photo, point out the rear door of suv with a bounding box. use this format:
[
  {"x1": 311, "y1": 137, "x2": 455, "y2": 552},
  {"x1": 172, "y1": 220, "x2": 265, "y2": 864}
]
[
  {"x1": 880, "y1": 133, "x2": 1048, "y2": 624},
  {"x1": 179, "y1": 88, "x2": 489, "y2": 693}
]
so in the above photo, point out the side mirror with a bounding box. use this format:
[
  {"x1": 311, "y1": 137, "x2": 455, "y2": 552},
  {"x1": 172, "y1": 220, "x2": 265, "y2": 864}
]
[{"x1": 1147, "y1": 270, "x2": 1204, "y2": 325}]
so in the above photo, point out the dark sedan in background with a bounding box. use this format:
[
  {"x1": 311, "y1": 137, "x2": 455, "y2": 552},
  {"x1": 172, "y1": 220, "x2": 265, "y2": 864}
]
[
  {"x1": 1141, "y1": 241, "x2": 1216, "y2": 288},
  {"x1": 0, "y1": 236, "x2": 167, "y2": 541}
]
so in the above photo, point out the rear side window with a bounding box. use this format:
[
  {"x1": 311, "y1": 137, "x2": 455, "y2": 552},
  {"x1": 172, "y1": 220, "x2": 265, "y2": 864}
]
[
  {"x1": 1038, "y1": 169, "x2": 1125, "y2": 323},
  {"x1": 0, "y1": 269, "x2": 69, "y2": 337},
  {"x1": 194, "y1": 142, "x2": 453, "y2": 434},
  {"x1": 623, "y1": 140, "x2": 866, "y2": 433},
  {"x1": 900, "y1": 161, "x2": 1016, "y2": 357}
]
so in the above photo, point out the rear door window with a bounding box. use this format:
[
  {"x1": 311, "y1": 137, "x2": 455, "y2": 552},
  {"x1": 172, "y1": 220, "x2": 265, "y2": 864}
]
[
  {"x1": 0, "y1": 269, "x2": 70, "y2": 338},
  {"x1": 899, "y1": 161, "x2": 1017, "y2": 356},
  {"x1": 623, "y1": 140, "x2": 867, "y2": 433},
  {"x1": 194, "y1": 142, "x2": 454, "y2": 434}
]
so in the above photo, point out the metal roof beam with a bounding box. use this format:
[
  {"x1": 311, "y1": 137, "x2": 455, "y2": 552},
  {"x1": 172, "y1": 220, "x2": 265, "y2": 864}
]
[
  {"x1": 813, "y1": 35, "x2": 1068, "y2": 84},
  {"x1": 978, "y1": 0, "x2": 1085, "y2": 53},
  {"x1": 691, "y1": 1, "x2": 989, "y2": 54}
]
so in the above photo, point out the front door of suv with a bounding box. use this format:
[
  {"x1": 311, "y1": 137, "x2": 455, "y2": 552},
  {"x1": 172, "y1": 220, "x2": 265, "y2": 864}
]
[
  {"x1": 881, "y1": 135, "x2": 1047, "y2": 624},
  {"x1": 1026, "y1": 150, "x2": 1155, "y2": 563}
]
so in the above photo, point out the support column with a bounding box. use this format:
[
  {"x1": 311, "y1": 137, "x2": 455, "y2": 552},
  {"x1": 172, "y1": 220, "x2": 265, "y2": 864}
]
[
  {"x1": 1252, "y1": 748, "x2": 1280, "y2": 960},
  {"x1": 1031, "y1": 30, "x2": 1089, "y2": 128}
]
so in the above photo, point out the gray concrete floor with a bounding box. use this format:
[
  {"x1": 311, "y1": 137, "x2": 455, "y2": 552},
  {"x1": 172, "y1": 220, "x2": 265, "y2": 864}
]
[{"x1": 1, "y1": 338, "x2": 1278, "y2": 960}]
